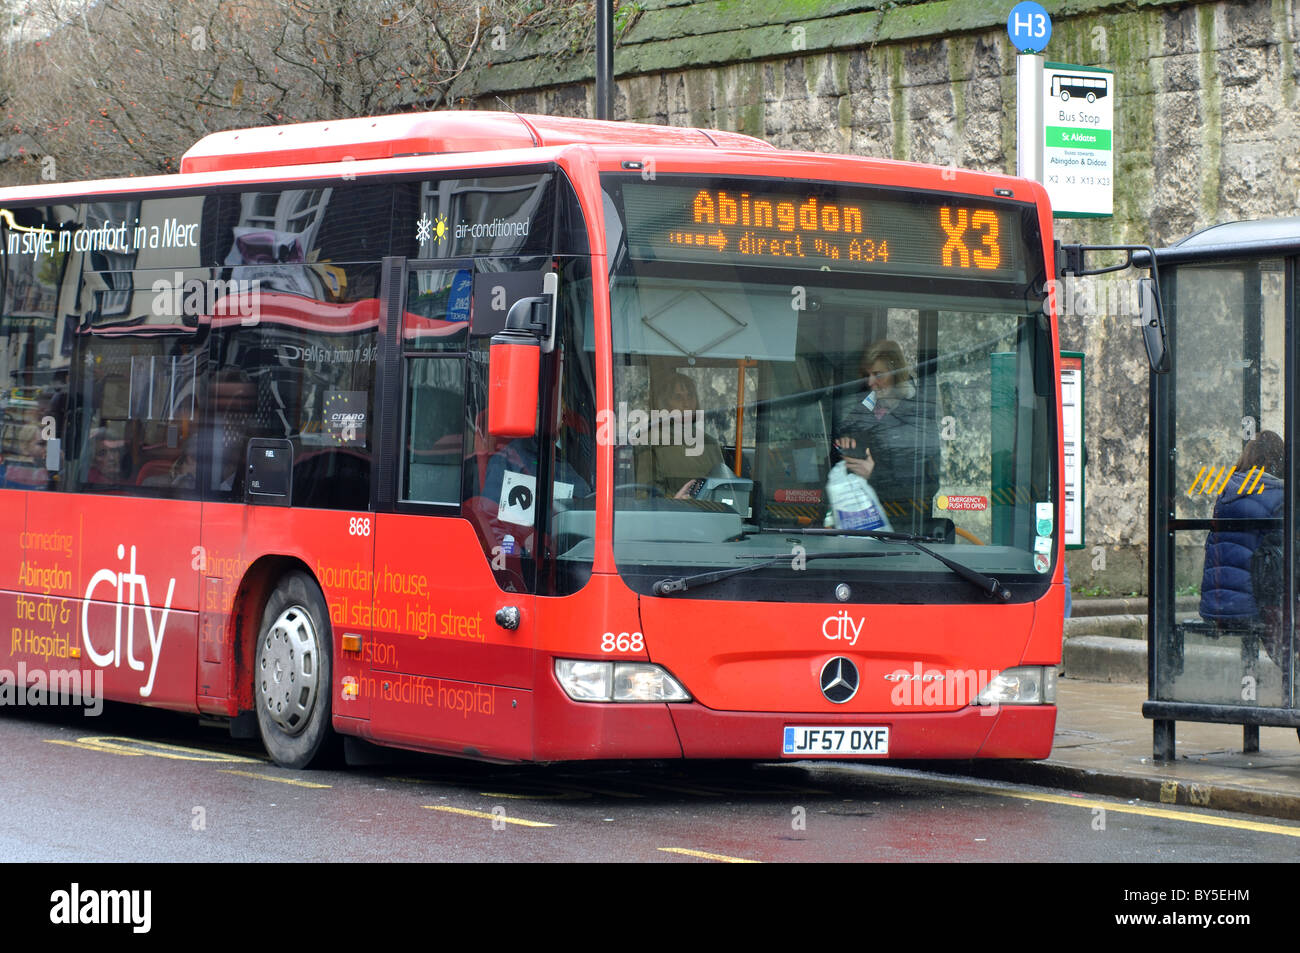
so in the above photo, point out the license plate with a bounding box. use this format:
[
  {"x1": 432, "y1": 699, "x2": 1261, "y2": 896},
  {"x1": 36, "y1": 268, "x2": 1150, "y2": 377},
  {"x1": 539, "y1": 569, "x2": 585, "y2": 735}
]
[{"x1": 782, "y1": 725, "x2": 889, "y2": 757}]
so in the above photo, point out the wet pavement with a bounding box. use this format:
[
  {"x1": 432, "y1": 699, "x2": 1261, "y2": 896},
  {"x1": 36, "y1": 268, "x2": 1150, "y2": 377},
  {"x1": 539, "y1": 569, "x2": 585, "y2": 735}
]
[{"x1": 943, "y1": 677, "x2": 1300, "y2": 821}]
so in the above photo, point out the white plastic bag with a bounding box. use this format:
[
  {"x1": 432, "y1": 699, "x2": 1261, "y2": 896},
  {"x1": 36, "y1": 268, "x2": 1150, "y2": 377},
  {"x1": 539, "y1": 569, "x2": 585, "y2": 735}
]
[{"x1": 825, "y1": 460, "x2": 892, "y2": 532}]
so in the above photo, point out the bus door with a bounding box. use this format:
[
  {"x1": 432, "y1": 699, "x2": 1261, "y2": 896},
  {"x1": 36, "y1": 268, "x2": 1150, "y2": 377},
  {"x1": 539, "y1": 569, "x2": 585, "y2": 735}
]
[
  {"x1": 368, "y1": 258, "x2": 538, "y2": 759},
  {"x1": 55, "y1": 325, "x2": 204, "y2": 713},
  {"x1": 1149, "y1": 256, "x2": 1294, "y2": 754}
]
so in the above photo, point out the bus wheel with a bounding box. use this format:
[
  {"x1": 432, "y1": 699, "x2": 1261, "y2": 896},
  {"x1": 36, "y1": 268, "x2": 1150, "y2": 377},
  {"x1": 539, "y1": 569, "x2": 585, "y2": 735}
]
[
  {"x1": 1086, "y1": 92, "x2": 1096, "y2": 103},
  {"x1": 1060, "y1": 90, "x2": 1070, "y2": 102},
  {"x1": 255, "y1": 571, "x2": 335, "y2": 768}
]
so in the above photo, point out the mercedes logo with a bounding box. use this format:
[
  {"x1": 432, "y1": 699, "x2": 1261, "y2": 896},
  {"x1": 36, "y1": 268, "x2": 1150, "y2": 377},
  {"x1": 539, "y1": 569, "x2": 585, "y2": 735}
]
[{"x1": 820, "y1": 657, "x2": 859, "y2": 704}]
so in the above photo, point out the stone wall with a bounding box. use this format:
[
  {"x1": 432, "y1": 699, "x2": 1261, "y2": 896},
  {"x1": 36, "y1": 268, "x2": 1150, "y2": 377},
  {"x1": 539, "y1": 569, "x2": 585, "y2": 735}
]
[{"x1": 453, "y1": 0, "x2": 1300, "y2": 595}]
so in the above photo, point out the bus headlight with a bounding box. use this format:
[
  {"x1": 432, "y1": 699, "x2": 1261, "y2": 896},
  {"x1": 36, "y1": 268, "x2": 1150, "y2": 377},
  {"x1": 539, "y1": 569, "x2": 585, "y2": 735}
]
[
  {"x1": 975, "y1": 666, "x2": 1057, "y2": 706},
  {"x1": 554, "y1": 660, "x2": 691, "y2": 703}
]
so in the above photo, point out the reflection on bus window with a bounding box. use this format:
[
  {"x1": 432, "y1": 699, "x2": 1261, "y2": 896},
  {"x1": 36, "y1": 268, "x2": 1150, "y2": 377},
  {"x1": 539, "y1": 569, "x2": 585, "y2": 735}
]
[{"x1": 403, "y1": 358, "x2": 464, "y2": 504}]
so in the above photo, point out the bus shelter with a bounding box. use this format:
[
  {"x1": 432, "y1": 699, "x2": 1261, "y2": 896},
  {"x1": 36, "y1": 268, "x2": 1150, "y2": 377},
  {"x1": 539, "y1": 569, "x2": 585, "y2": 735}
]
[{"x1": 1146, "y1": 219, "x2": 1300, "y2": 758}]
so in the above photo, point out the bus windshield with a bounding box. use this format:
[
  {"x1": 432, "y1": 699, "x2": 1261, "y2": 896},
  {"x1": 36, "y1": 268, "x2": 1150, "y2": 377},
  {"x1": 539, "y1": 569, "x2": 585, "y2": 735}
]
[{"x1": 598, "y1": 173, "x2": 1056, "y2": 604}]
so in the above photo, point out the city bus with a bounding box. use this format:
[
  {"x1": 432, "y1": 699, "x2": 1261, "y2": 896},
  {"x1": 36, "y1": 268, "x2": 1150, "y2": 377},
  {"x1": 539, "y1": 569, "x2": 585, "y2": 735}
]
[{"x1": 0, "y1": 111, "x2": 1063, "y2": 767}]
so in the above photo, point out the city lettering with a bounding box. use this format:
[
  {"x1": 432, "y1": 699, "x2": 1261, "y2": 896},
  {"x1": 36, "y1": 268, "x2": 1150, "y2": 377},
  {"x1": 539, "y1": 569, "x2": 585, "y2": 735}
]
[
  {"x1": 80, "y1": 544, "x2": 175, "y2": 698},
  {"x1": 822, "y1": 611, "x2": 865, "y2": 646}
]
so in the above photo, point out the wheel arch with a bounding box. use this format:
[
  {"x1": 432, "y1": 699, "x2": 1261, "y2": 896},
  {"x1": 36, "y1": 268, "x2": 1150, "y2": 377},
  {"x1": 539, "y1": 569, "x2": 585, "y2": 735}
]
[{"x1": 228, "y1": 554, "x2": 319, "y2": 713}]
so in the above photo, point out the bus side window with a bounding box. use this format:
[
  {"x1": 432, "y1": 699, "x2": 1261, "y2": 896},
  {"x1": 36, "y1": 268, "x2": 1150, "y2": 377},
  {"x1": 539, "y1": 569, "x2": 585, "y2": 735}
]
[
  {"x1": 403, "y1": 358, "x2": 465, "y2": 504},
  {"x1": 0, "y1": 205, "x2": 73, "y2": 492},
  {"x1": 206, "y1": 366, "x2": 258, "y2": 496}
]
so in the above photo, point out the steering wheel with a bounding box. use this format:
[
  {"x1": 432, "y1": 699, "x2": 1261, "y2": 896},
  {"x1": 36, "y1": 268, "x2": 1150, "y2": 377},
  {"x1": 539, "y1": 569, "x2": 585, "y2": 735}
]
[
  {"x1": 578, "y1": 483, "x2": 667, "y2": 502},
  {"x1": 615, "y1": 482, "x2": 666, "y2": 497}
]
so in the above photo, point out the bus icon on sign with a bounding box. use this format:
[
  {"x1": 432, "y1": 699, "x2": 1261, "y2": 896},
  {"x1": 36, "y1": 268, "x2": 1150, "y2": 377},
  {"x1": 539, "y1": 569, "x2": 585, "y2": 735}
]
[{"x1": 1051, "y1": 73, "x2": 1108, "y2": 104}]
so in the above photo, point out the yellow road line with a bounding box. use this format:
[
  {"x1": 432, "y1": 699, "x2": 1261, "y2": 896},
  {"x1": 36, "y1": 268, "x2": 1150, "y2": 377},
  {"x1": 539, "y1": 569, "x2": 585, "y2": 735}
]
[
  {"x1": 218, "y1": 769, "x2": 331, "y2": 789},
  {"x1": 423, "y1": 805, "x2": 553, "y2": 828},
  {"x1": 872, "y1": 768, "x2": 1300, "y2": 837},
  {"x1": 999, "y1": 788, "x2": 1300, "y2": 837},
  {"x1": 46, "y1": 736, "x2": 261, "y2": 763},
  {"x1": 823, "y1": 765, "x2": 1300, "y2": 837},
  {"x1": 658, "y1": 847, "x2": 760, "y2": 863},
  {"x1": 479, "y1": 790, "x2": 590, "y2": 800}
]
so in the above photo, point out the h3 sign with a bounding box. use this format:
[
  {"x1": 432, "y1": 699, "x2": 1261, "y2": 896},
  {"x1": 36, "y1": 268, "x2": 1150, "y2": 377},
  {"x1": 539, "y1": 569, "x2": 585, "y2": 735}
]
[{"x1": 1007, "y1": 1, "x2": 1051, "y2": 53}]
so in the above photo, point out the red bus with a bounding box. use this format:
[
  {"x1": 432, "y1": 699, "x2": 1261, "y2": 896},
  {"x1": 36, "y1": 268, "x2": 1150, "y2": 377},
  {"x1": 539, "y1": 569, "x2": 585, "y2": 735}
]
[{"x1": 0, "y1": 111, "x2": 1063, "y2": 767}]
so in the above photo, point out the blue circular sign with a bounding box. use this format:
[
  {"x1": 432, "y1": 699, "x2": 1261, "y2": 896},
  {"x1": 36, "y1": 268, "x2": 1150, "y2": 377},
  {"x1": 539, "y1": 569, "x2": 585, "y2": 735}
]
[{"x1": 1007, "y1": 1, "x2": 1051, "y2": 53}]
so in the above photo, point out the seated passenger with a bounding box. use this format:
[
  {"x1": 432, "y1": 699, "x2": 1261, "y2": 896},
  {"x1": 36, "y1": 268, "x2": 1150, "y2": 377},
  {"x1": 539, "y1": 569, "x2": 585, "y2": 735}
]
[
  {"x1": 633, "y1": 373, "x2": 723, "y2": 499},
  {"x1": 86, "y1": 428, "x2": 125, "y2": 486},
  {"x1": 1, "y1": 425, "x2": 52, "y2": 489},
  {"x1": 1200, "y1": 430, "x2": 1285, "y2": 663}
]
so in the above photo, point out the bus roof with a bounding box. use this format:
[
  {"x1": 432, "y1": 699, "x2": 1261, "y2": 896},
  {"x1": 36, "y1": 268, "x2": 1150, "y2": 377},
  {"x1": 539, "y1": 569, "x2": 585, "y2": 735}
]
[
  {"x1": 1154, "y1": 217, "x2": 1300, "y2": 264},
  {"x1": 0, "y1": 110, "x2": 1048, "y2": 218},
  {"x1": 180, "y1": 110, "x2": 776, "y2": 174}
]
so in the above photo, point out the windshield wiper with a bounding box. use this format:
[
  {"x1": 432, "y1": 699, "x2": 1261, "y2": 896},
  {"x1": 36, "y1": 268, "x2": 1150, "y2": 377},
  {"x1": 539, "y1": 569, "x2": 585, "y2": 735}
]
[
  {"x1": 651, "y1": 549, "x2": 914, "y2": 596},
  {"x1": 758, "y1": 527, "x2": 1013, "y2": 602}
]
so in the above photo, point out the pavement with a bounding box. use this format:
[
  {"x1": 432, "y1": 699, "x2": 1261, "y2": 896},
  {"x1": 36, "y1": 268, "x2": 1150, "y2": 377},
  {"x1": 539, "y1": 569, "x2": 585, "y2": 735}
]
[{"x1": 937, "y1": 596, "x2": 1300, "y2": 822}]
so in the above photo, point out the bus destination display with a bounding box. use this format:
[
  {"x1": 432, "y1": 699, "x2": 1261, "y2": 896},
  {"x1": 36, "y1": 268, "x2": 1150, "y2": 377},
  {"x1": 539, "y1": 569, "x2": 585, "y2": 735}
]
[{"x1": 620, "y1": 181, "x2": 1026, "y2": 282}]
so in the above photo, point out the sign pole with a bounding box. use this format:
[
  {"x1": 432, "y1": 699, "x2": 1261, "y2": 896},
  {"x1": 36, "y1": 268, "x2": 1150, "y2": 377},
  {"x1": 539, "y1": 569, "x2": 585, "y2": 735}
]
[
  {"x1": 1007, "y1": 1, "x2": 1051, "y2": 181},
  {"x1": 1016, "y1": 53, "x2": 1044, "y2": 182}
]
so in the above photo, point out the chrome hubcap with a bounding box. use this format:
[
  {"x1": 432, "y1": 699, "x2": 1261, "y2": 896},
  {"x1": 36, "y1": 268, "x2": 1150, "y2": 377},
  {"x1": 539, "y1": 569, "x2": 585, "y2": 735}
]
[{"x1": 259, "y1": 606, "x2": 319, "y2": 734}]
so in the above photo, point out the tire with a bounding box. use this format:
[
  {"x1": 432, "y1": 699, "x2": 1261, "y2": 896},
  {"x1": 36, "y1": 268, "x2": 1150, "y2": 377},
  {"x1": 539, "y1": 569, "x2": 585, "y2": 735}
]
[
  {"x1": 254, "y1": 571, "x2": 336, "y2": 768},
  {"x1": 1060, "y1": 90, "x2": 1070, "y2": 102},
  {"x1": 1086, "y1": 92, "x2": 1096, "y2": 104}
]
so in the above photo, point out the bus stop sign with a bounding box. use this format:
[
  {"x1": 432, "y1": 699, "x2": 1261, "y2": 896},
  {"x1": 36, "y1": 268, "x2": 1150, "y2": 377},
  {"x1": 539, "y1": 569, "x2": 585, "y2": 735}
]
[{"x1": 1007, "y1": 1, "x2": 1051, "y2": 53}]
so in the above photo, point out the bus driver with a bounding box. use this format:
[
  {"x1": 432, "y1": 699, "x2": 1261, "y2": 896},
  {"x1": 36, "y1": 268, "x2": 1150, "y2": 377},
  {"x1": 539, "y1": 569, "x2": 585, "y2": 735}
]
[{"x1": 634, "y1": 372, "x2": 724, "y2": 499}]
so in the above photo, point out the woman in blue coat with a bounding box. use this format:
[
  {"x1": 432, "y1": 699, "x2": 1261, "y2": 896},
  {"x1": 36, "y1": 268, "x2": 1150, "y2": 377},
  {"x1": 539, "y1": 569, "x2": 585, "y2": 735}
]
[{"x1": 1199, "y1": 431, "x2": 1285, "y2": 659}]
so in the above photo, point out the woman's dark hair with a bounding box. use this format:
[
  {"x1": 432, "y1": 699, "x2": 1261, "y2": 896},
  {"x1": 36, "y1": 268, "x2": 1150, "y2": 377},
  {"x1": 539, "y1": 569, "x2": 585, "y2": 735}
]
[
  {"x1": 1237, "y1": 430, "x2": 1284, "y2": 475},
  {"x1": 654, "y1": 372, "x2": 699, "y2": 409}
]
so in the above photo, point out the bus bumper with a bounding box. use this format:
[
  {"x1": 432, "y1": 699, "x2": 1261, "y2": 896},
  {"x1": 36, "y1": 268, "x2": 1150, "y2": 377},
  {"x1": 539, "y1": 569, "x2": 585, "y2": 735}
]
[
  {"x1": 666, "y1": 703, "x2": 1058, "y2": 760},
  {"x1": 533, "y1": 660, "x2": 1056, "y2": 761}
]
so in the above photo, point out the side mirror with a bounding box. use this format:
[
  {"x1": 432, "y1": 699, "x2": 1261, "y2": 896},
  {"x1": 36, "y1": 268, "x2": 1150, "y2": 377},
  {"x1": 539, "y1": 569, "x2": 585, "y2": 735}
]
[
  {"x1": 485, "y1": 272, "x2": 557, "y2": 437},
  {"x1": 488, "y1": 330, "x2": 541, "y2": 437},
  {"x1": 1138, "y1": 276, "x2": 1169, "y2": 374}
]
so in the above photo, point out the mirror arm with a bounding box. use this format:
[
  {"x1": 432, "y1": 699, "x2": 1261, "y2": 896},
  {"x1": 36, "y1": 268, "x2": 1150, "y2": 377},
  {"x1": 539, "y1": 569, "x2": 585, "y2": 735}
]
[
  {"x1": 500, "y1": 272, "x2": 559, "y2": 353},
  {"x1": 1056, "y1": 241, "x2": 1159, "y2": 282},
  {"x1": 1053, "y1": 241, "x2": 1169, "y2": 375}
]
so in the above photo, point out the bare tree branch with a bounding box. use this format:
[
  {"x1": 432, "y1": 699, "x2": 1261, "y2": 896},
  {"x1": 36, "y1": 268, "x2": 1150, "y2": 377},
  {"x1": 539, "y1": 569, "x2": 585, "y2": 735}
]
[{"x1": 2, "y1": 0, "x2": 534, "y2": 184}]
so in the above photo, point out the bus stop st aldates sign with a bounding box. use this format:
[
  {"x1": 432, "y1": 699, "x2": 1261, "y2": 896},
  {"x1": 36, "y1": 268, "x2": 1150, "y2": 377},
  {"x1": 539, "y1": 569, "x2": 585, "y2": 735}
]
[{"x1": 1043, "y1": 63, "x2": 1114, "y2": 217}]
